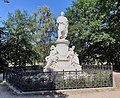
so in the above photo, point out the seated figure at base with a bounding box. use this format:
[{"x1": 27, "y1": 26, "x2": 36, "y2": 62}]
[
  {"x1": 67, "y1": 46, "x2": 75, "y2": 64},
  {"x1": 44, "y1": 45, "x2": 58, "y2": 71},
  {"x1": 67, "y1": 46, "x2": 80, "y2": 66},
  {"x1": 71, "y1": 52, "x2": 80, "y2": 66}
]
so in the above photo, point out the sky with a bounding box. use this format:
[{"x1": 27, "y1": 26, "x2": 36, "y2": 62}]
[{"x1": 0, "y1": 0, "x2": 73, "y2": 22}]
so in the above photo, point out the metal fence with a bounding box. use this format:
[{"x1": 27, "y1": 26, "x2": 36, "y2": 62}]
[{"x1": 3, "y1": 65, "x2": 113, "y2": 92}]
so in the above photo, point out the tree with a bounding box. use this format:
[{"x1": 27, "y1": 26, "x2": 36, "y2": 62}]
[
  {"x1": 0, "y1": 0, "x2": 10, "y2": 3},
  {"x1": 4, "y1": 0, "x2": 10, "y2": 3},
  {"x1": 0, "y1": 27, "x2": 8, "y2": 72},
  {"x1": 66, "y1": 0, "x2": 115, "y2": 64},
  {"x1": 31, "y1": 6, "x2": 57, "y2": 64},
  {"x1": 3, "y1": 10, "x2": 37, "y2": 67},
  {"x1": 97, "y1": 0, "x2": 120, "y2": 67}
]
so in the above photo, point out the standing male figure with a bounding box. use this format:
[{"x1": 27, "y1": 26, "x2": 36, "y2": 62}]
[{"x1": 57, "y1": 12, "x2": 68, "y2": 40}]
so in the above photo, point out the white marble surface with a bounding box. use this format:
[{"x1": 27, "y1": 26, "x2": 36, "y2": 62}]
[
  {"x1": 56, "y1": 40, "x2": 69, "y2": 59},
  {"x1": 44, "y1": 12, "x2": 81, "y2": 72},
  {"x1": 57, "y1": 12, "x2": 68, "y2": 40}
]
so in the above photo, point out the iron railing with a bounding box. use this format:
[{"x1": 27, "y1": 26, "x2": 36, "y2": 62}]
[{"x1": 3, "y1": 65, "x2": 113, "y2": 92}]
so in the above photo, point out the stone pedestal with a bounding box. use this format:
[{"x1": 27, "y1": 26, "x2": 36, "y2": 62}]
[
  {"x1": 44, "y1": 39, "x2": 82, "y2": 72},
  {"x1": 55, "y1": 39, "x2": 69, "y2": 60}
]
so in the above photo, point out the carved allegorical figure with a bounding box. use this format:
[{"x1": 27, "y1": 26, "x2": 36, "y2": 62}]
[
  {"x1": 44, "y1": 45, "x2": 58, "y2": 70},
  {"x1": 57, "y1": 12, "x2": 68, "y2": 40},
  {"x1": 67, "y1": 46, "x2": 80, "y2": 66},
  {"x1": 67, "y1": 46, "x2": 75, "y2": 64},
  {"x1": 72, "y1": 52, "x2": 80, "y2": 66}
]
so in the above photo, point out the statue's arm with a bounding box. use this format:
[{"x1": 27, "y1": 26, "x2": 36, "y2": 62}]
[{"x1": 57, "y1": 17, "x2": 60, "y2": 23}]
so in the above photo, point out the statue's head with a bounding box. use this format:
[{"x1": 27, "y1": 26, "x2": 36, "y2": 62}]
[
  {"x1": 50, "y1": 45, "x2": 55, "y2": 50},
  {"x1": 61, "y1": 11, "x2": 65, "y2": 16},
  {"x1": 72, "y1": 46, "x2": 75, "y2": 50}
]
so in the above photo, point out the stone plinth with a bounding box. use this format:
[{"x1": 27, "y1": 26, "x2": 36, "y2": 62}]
[
  {"x1": 48, "y1": 59, "x2": 82, "y2": 71},
  {"x1": 55, "y1": 59, "x2": 82, "y2": 71},
  {"x1": 55, "y1": 39, "x2": 70, "y2": 60},
  {"x1": 44, "y1": 39, "x2": 82, "y2": 72}
]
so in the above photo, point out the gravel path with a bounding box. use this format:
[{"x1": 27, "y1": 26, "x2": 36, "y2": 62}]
[
  {"x1": 0, "y1": 72, "x2": 120, "y2": 98},
  {"x1": 0, "y1": 85, "x2": 67, "y2": 98},
  {"x1": 0, "y1": 84, "x2": 120, "y2": 98},
  {"x1": 114, "y1": 71, "x2": 120, "y2": 89}
]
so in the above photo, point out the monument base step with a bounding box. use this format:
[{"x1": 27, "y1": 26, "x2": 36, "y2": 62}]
[{"x1": 50, "y1": 65, "x2": 82, "y2": 71}]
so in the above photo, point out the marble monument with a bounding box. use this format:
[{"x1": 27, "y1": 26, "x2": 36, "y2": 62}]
[{"x1": 44, "y1": 12, "x2": 82, "y2": 71}]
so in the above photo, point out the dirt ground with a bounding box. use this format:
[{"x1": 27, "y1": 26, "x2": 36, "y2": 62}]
[{"x1": 113, "y1": 71, "x2": 120, "y2": 89}]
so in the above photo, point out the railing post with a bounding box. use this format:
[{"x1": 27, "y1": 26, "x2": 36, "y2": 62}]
[
  {"x1": 100, "y1": 65, "x2": 102, "y2": 87},
  {"x1": 75, "y1": 69, "x2": 77, "y2": 89},
  {"x1": 3, "y1": 66, "x2": 5, "y2": 81},
  {"x1": 111, "y1": 65, "x2": 113, "y2": 87},
  {"x1": 63, "y1": 69, "x2": 64, "y2": 89}
]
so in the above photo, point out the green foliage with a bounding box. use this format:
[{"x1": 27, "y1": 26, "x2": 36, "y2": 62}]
[
  {"x1": 31, "y1": 6, "x2": 57, "y2": 64},
  {"x1": 0, "y1": 6, "x2": 56, "y2": 67},
  {"x1": 66, "y1": 0, "x2": 120, "y2": 65},
  {"x1": 0, "y1": 27, "x2": 8, "y2": 72},
  {"x1": 66, "y1": 0, "x2": 100, "y2": 63},
  {"x1": 97, "y1": 0, "x2": 120, "y2": 66},
  {"x1": 2, "y1": 10, "x2": 37, "y2": 66}
]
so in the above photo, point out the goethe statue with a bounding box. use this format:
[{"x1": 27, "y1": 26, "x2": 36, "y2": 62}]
[
  {"x1": 44, "y1": 12, "x2": 82, "y2": 72},
  {"x1": 57, "y1": 12, "x2": 68, "y2": 40}
]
